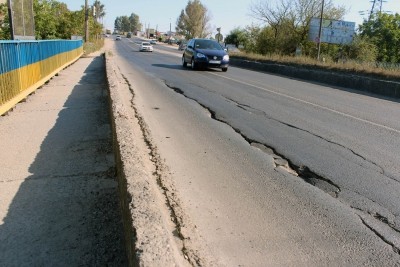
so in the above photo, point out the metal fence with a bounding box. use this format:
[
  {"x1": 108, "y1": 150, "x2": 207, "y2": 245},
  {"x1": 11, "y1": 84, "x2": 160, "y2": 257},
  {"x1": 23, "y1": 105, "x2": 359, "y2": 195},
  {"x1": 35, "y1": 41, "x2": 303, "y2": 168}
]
[{"x1": 0, "y1": 40, "x2": 83, "y2": 115}]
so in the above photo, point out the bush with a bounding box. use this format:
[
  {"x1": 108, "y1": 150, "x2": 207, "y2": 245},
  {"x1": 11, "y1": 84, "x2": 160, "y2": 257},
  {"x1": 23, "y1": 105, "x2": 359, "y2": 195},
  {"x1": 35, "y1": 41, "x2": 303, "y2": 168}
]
[{"x1": 83, "y1": 39, "x2": 104, "y2": 55}]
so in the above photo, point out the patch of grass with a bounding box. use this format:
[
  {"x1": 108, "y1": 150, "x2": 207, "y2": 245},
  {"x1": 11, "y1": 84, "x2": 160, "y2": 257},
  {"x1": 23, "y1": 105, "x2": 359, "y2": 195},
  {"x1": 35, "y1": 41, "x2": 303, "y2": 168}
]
[
  {"x1": 230, "y1": 51, "x2": 400, "y2": 81},
  {"x1": 83, "y1": 39, "x2": 104, "y2": 55}
]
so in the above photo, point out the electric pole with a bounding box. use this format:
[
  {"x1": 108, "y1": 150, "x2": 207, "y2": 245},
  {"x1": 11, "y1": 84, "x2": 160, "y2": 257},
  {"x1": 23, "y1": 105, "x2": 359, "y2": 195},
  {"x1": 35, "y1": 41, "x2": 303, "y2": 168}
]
[
  {"x1": 85, "y1": 0, "x2": 89, "y2": 42},
  {"x1": 317, "y1": 0, "x2": 325, "y2": 61},
  {"x1": 7, "y1": 0, "x2": 14, "y2": 40}
]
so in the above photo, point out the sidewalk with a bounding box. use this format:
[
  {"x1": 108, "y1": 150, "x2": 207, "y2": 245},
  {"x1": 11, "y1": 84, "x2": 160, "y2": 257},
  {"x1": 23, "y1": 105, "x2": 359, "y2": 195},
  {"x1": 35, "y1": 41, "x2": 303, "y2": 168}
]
[{"x1": 0, "y1": 52, "x2": 127, "y2": 266}]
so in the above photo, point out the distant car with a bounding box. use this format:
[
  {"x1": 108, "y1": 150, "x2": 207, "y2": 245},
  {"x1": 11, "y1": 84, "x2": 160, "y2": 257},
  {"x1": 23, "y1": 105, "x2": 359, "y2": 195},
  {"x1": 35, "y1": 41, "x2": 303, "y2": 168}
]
[
  {"x1": 178, "y1": 42, "x2": 187, "y2": 50},
  {"x1": 126, "y1": 32, "x2": 132, "y2": 38},
  {"x1": 168, "y1": 39, "x2": 177, "y2": 45},
  {"x1": 115, "y1": 35, "x2": 121, "y2": 41},
  {"x1": 182, "y1": 38, "x2": 229, "y2": 72},
  {"x1": 150, "y1": 40, "x2": 157, "y2": 44},
  {"x1": 140, "y1": 42, "x2": 153, "y2": 52}
]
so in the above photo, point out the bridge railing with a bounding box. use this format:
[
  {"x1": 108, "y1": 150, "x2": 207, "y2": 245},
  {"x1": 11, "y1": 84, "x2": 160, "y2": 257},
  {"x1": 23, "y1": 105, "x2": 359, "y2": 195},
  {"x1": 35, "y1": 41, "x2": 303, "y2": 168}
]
[{"x1": 0, "y1": 40, "x2": 83, "y2": 115}]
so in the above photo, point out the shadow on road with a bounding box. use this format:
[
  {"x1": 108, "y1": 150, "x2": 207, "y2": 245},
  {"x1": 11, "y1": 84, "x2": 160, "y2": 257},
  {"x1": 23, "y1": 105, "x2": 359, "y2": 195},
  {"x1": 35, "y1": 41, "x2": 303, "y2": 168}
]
[{"x1": 0, "y1": 56, "x2": 127, "y2": 266}]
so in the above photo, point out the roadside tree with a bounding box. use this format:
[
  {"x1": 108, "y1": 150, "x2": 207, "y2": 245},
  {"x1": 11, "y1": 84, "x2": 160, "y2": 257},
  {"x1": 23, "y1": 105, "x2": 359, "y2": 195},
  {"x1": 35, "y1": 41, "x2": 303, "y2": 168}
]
[
  {"x1": 0, "y1": 3, "x2": 11, "y2": 39},
  {"x1": 249, "y1": 0, "x2": 346, "y2": 56},
  {"x1": 93, "y1": 0, "x2": 106, "y2": 23},
  {"x1": 175, "y1": 0, "x2": 211, "y2": 39},
  {"x1": 129, "y1": 13, "x2": 141, "y2": 33},
  {"x1": 225, "y1": 27, "x2": 249, "y2": 48},
  {"x1": 358, "y1": 13, "x2": 400, "y2": 63}
]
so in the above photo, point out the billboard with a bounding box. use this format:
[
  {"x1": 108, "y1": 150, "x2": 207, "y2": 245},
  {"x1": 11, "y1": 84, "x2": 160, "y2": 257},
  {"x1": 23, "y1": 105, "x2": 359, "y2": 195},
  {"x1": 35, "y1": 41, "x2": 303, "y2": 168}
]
[
  {"x1": 9, "y1": 0, "x2": 35, "y2": 40},
  {"x1": 308, "y1": 18, "x2": 355, "y2": 45}
]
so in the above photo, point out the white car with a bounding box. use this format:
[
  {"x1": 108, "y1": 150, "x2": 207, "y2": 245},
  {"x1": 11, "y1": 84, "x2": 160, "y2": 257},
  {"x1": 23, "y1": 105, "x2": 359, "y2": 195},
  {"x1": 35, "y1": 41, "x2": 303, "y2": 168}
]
[
  {"x1": 140, "y1": 42, "x2": 153, "y2": 52},
  {"x1": 115, "y1": 35, "x2": 121, "y2": 41}
]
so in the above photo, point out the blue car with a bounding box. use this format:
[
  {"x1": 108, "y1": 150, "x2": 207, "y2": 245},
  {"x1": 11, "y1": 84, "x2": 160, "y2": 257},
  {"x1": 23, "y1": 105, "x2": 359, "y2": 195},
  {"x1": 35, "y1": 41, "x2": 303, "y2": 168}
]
[{"x1": 182, "y1": 38, "x2": 229, "y2": 72}]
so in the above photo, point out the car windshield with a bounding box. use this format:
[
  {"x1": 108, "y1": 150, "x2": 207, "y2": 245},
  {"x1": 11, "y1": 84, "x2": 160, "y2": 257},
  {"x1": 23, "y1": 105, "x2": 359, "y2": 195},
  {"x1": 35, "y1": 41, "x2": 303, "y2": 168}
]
[
  {"x1": 142, "y1": 42, "x2": 151, "y2": 46},
  {"x1": 194, "y1": 40, "x2": 222, "y2": 50}
]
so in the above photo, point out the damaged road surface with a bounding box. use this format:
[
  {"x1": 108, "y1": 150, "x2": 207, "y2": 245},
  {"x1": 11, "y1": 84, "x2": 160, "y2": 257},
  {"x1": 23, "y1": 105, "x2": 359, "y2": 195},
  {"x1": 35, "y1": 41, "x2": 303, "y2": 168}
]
[{"x1": 110, "y1": 38, "x2": 400, "y2": 265}]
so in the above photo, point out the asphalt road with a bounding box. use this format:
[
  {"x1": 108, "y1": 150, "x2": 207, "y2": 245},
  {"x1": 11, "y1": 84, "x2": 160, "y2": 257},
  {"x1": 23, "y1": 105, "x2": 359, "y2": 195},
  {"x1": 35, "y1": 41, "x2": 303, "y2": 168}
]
[{"x1": 112, "y1": 37, "x2": 400, "y2": 266}]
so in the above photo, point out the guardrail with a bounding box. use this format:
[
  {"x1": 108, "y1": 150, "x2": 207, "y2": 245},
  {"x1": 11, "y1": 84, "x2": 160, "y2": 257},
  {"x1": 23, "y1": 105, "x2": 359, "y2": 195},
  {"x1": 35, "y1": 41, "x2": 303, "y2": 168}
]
[
  {"x1": 0, "y1": 40, "x2": 83, "y2": 115},
  {"x1": 230, "y1": 58, "x2": 400, "y2": 99}
]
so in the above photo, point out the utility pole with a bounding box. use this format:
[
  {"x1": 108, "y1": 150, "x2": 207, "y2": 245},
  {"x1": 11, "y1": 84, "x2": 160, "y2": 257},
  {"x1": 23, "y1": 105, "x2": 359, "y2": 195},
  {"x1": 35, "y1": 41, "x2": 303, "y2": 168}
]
[
  {"x1": 84, "y1": 0, "x2": 89, "y2": 42},
  {"x1": 217, "y1": 27, "x2": 221, "y2": 43},
  {"x1": 7, "y1": 0, "x2": 14, "y2": 40},
  {"x1": 317, "y1": 0, "x2": 324, "y2": 61}
]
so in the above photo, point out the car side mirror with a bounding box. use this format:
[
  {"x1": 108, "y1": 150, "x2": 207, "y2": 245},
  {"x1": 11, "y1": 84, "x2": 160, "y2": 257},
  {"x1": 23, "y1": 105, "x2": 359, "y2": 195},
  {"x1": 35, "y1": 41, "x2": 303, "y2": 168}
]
[
  {"x1": 188, "y1": 45, "x2": 193, "y2": 49},
  {"x1": 224, "y1": 48, "x2": 228, "y2": 52}
]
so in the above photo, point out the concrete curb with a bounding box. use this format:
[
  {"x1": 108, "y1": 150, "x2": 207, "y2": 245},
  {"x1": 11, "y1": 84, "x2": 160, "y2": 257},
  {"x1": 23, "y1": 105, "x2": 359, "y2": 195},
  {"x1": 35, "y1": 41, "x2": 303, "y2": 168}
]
[
  {"x1": 104, "y1": 53, "x2": 137, "y2": 266},
  {"x1": 230, "y1": 58, "x2": 400, "y2": 99},
  {"x1": 104, "y1": 51, "x2": 187, "y2": 266}
]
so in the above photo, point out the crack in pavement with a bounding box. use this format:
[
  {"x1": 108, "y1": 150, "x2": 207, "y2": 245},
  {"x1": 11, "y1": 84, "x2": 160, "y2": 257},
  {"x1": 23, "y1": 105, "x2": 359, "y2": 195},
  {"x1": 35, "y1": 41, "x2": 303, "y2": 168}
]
[
  {"x1": 234, "y1": 98, "x2": 400, "y2": 184},
  {"x1": 165, "y1": 81, "x2": 341, "y2": 197},
  {"x1": 123, "y1": 74, "x2": 204, "y2": 266},
  {"x1": 165, "y1": 81, "x2": 400, "y2": 248},
  {"x1": 359, "y1": 215, "x2": 400, "y2": 255},
  {"x1": 349, "y1": 190, "x2": 400, "y2": 234},
  {"x1": 222, "y1": 96, "x2": 390, "y2": 180}
]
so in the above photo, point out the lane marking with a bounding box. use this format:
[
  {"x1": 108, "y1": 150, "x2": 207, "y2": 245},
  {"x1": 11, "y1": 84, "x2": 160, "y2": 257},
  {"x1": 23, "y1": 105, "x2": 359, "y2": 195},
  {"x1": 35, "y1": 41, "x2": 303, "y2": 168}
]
[
  {"x1": 121, "y1": 39, "x2": 400, "y2": 134},
  {"x1": 209, "y1": 72, "x2": 400, "y2": 134}
]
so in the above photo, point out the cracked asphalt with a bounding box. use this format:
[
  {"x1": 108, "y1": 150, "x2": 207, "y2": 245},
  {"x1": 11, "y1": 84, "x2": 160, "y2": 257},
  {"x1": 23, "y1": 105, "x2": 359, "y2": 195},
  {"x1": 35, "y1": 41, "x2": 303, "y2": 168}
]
[
  {"x1": 5, "y1": 37, "x2": 397, "y2": 265},
  {"x1": 111, "y1": 37, "x2": 400, "y2": 265}
]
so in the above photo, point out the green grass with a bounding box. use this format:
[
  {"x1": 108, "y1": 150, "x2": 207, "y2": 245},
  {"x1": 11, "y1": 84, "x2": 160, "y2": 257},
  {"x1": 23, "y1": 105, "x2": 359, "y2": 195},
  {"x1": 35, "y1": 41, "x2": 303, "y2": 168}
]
[{"x1": 230, "y1": 51, "x2": 400, "y2": 81}]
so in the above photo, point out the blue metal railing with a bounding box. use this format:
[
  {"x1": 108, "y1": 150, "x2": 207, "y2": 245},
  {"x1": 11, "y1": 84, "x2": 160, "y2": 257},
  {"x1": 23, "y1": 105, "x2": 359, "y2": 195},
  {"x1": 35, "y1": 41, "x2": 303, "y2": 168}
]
[{"x1": 0, "y1": 40, "x2": 83, "y2": 114}]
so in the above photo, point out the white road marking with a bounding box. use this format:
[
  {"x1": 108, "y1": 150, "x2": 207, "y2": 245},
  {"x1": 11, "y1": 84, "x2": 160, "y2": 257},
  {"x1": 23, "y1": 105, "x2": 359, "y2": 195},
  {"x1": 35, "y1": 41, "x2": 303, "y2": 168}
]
[
  {"x1": 210, "y1": 72, "x2": 400, "y2": 134},
  {"x1": 124, "y1": 38, "x2": 400, "y2": 134}
]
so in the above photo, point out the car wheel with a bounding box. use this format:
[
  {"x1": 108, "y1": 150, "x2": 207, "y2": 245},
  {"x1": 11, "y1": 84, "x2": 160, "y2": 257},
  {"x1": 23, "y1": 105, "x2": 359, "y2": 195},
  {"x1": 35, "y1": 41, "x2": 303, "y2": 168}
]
[
  {"x1": 191, "y1": 58, "x2": 197, "y2": 70},
  {"x1": 182, "y1": 56, "x2": 187, "y2": 67},
  {"x1": 222, "y1": 67, "x2": 228, "y2": 72}
]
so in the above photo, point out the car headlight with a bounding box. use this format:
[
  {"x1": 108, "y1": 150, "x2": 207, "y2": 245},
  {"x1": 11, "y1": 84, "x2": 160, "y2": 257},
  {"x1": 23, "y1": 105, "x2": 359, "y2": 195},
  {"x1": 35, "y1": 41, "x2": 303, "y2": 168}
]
[
  {"x1": 223, "y1": 55, "x2": 230, "y2": 61},
  {"x1": 196, "y1": 52, "x2": 206, "y2": 58}
]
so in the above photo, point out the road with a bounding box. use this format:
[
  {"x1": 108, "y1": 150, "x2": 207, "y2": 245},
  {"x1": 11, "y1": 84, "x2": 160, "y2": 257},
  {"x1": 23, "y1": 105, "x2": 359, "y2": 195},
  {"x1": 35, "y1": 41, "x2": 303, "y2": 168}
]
[{"x1": 111, "y1": 37, "x2": 400, "y2": 266}]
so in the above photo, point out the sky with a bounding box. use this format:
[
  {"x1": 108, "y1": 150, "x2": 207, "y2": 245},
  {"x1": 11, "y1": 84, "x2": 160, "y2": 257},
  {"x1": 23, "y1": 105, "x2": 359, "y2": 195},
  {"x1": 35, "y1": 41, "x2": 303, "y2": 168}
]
[{"x1": 62, "y1": 0, "x2": 400, "y2": 36}]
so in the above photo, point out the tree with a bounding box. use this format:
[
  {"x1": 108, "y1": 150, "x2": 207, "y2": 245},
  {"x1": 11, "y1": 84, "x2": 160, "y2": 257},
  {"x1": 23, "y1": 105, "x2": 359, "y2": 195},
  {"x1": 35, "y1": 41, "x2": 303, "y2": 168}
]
[
  {"x1": 1, "y1": 0, "x2": 103, "y2": 40},
  {"x1": 175, "y1": 0, "x2": 211, "y2": 39},
  {"x1": 93, "y1": 0, "x2": 105, "y2": 23},
  {"x1": 114, "y1": 15, "x2": 133, "y2": 33},
  {"x1": 129, "y1": 13, "x2": 141, "y2": 33},
  {"x1": 0, "y1": 3, "x2": 11, "y2": 39},
  {"x1": 121, "y1": 16, "x2": 130, "y2": 32},
  {"x1": 225, "y1": 27, "x2": 249, "y2": 48},
  {"x1": 343, "y1": 35, "x2": 377, "y2": 62},
  {"x1": 34, "y1": 0, "x2": 59, "y2": 39},
  {"x1": 249, "y1": 0, "x2": 346, "y2": 55},
  {"x1": 114, "y1": 17, "x2": 122, "y2": 32},
  {"x1": 359, "y1": 12, "x2": 400, "y2": 63}
]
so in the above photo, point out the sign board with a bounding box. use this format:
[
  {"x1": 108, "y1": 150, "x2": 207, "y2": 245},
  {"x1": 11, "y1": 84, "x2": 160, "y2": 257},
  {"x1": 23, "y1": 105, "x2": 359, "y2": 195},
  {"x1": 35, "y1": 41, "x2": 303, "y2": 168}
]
[
  {"x1": 9, "y1": 0, "x2": 35, "y2": 40},
  {"x1": 71, "y1": 35, "x2": 83, "y2": 40},
  {"x1": 308, "y1": 18, "x2": 355, "y2": 45}
]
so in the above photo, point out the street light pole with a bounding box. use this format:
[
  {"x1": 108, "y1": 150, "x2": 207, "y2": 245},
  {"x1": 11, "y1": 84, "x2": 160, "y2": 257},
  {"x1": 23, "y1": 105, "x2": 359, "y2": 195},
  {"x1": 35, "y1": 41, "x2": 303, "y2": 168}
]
[{"x1": 317, "y1": 0, "x2": 325, "y2": 61}]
